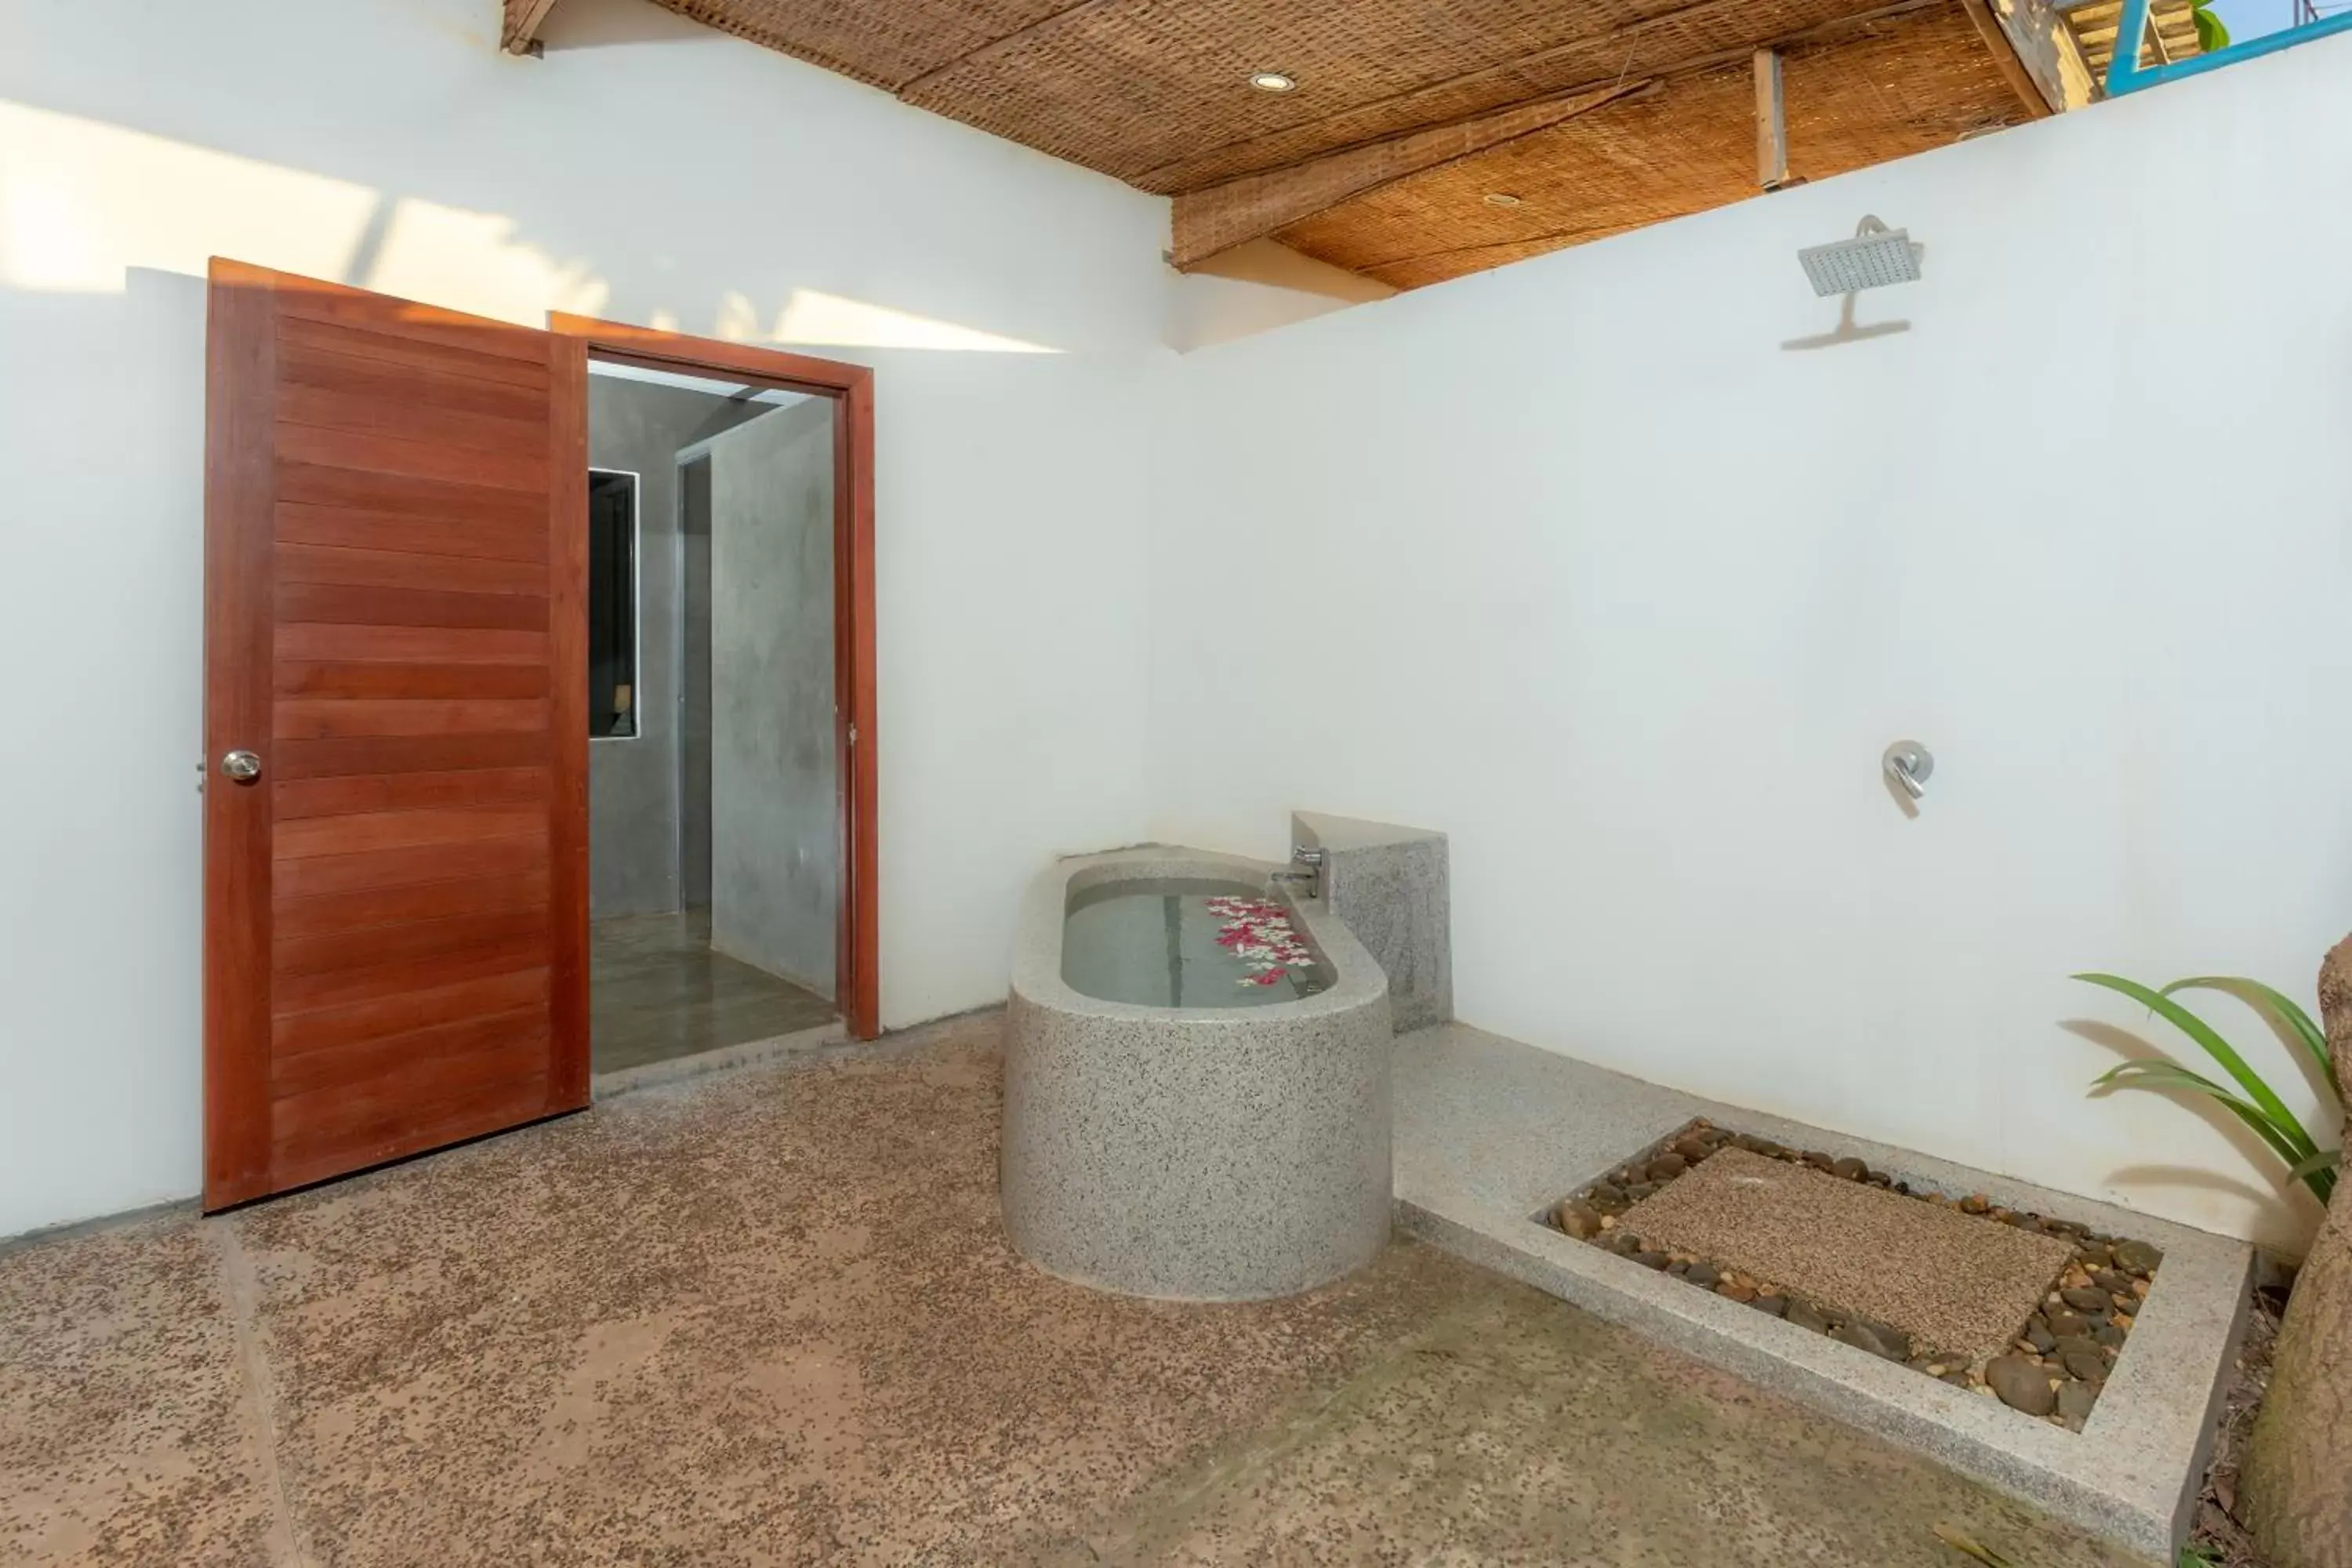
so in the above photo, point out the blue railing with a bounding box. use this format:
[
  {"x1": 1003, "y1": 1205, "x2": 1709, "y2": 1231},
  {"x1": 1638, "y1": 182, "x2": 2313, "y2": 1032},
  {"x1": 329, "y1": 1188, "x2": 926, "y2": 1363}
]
[{"x1": 2105, "y1": 0, "x2": 2352, "y2": 92}]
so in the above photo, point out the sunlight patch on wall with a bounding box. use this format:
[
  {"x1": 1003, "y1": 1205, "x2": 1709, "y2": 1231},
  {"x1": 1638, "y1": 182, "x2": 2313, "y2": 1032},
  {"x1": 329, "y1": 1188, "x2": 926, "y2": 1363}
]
[
  {"x1": 715, "y1": 287, "x2": 1058, "y2": 354},
  {"x1": 365, "y1": 197, "x2": 610, "y2": 324},
  {"x1": 0, "y1": 100, "x2": 373, "y2": 292},
  {"x1": 0, "y1": 101, "x2": 612, "y2": 324}
]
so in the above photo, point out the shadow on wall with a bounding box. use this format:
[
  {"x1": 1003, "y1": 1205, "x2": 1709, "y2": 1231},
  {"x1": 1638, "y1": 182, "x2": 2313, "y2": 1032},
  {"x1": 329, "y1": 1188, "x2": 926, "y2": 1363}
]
[
  {"x1": 2063, "y1": 1018, "x2": 2331, "y2": 1250},
  {"x1": 0, "y1": 0, "x2": 1130, "y2": 353}
]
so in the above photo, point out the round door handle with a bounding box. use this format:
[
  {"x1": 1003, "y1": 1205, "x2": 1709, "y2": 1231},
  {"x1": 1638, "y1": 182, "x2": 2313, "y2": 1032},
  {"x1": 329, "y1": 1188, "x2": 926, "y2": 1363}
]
[{"x1": 220, "y1": 750, "x2": 263, "y2": 783}]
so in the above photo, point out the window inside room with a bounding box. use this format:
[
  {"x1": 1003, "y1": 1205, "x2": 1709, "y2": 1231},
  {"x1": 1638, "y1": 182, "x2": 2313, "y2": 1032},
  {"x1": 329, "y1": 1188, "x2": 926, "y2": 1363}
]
[{"x1": 588, "y1": 468, "x2": 639, "y2": 739}]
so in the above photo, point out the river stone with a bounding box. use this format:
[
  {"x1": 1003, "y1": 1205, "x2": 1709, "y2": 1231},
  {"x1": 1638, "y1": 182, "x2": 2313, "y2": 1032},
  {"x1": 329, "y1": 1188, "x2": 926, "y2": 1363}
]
[
  {"x1": 1625, "y1": 1181, "x2": 1658, "y2": 1202},
  {"x1": 1647, "y1": 1153, "x2": 1688, "y2": 1181},
  {"x1": 1751, "y1": 1294, "x2": 1787, "y2": 1317},
  {"x1": 1553, "y1": 1200, "x2": 1602, "y2": 1240},
  {"x1": 2061, "y1": 1287, "x2": 2113, "y2": 1313},
  {"x1": 2112, "y1": 1239, "x2": 2163, "y2": 1275},
  {"x1": 2045, "y1": 1307, "x2": 2088, "y2": 1338},
  {"x1": 2058, "y1": 1381, "x2": 2100, "y2": 1427},
  {"x1": 1833, "y1": 1321, "x2": 1904, "y2": 1360},
  {"x1": 1831, "y1": 1156, "x2": 1868, "y2": 1181},
  {"x1": 2092, "y1": 1269, "x2": 2133, "y2": 1295},
  {"x1": 1787, "y1": 1301, "x2": 1831, "y2": 1334},
  {"x1": 2024, "y1": 1320, "x2": 2057, "y2": 1353},
  {"x1": 1634, "y1": 1250, "x2": 1669, "y2": 1270},
  {"x1": 2057, "y1": 1338, "x2": 2108, "y2": 1381},
  {"x1": 1588, "y1": 1181, "x2": 1627, "y2": 1213},
  {"x1": 2094, "y1": 1323, "x2": 2125, "y2": 1348},
  {"x1": 1684, "y1": 1261, "x2": 1720, "y2": 1289},
  {"x1": 1672, "y1": 1135, "x2": 1713, "y2": 1163},
  {"x1": 1987, "y1": 1355, "x2": 2057, "y2": 1416}
]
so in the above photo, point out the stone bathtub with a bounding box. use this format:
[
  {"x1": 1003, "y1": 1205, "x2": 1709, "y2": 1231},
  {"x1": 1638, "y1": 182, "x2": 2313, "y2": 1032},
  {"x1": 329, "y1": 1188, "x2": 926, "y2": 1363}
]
[{"x1": 1001, "y1": 847, "x2": 1392, "y2": 1301}]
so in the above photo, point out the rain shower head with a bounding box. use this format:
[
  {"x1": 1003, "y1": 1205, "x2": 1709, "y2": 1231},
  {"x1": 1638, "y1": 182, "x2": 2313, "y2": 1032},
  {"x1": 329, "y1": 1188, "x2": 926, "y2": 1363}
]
[{"x1": 1798, "y1": 216, "x2": 1922, "y2": 297}]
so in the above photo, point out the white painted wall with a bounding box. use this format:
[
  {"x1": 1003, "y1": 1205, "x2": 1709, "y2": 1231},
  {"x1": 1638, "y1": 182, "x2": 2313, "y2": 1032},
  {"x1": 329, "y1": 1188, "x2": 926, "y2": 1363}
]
[
  {"x1": 0, "y1": 0, "x2": 1164, "y2": 1236},
  {"x1": 1149, "y1": 37, "x2": 2352, "y2": 1250},
  {"x1": 6, "y1": 0, "x2": 2344, "y2": 1250}
]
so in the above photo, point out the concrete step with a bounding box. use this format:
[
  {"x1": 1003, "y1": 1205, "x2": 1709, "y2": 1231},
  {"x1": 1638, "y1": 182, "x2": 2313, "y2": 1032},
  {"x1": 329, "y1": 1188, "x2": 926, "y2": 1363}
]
[{"x1": 1391, "y1": 1022, "x2": 2252, "y2": 1563}]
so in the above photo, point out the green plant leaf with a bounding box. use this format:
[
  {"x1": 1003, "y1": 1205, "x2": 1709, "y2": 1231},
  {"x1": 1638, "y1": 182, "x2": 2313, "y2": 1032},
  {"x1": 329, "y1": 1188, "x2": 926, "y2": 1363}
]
[
  {"x1": 2285, "y1": 1148, "x2": 2342, "y2": 1181},
  {"x1": 2193, "y1": 5, "x2": 2231, "y2": 51},
  {"x1": 2160, "y1": 976, "x2": 2340, "y2": 1103},
  {"x1": 2075, "y1": 975, "x2": 2320, "y2": 1160},
  {"x1": 2091, "y1": 1059, "x2": 2307, "y2": 1167}
]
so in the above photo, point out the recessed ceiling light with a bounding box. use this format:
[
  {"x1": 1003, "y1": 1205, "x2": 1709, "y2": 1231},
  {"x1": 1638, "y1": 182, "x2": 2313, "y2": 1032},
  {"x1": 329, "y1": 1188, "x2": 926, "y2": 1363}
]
[
  {"x1": 1249, "y1": 71, "x2": 1298, "y2": 93},
  {"x1": 1484, "y1": 193, "x2": 1524, "y2": 208}
]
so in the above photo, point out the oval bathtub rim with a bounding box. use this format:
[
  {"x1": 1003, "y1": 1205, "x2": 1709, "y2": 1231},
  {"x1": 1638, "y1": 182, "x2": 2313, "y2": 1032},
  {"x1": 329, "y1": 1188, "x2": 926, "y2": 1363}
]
[{"x1": 1010, "y1": 846, "x2": 1388, "y2": 1027}]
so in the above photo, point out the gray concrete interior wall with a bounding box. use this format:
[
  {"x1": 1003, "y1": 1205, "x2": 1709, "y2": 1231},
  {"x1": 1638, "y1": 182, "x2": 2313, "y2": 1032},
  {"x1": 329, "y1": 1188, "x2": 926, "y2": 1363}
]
[
  {"x1": 586, "y1": 376, "x2": 771, "y2": 920},
  {"x1": 706, "y1": 397, "x2": 840, "y2": 996}
]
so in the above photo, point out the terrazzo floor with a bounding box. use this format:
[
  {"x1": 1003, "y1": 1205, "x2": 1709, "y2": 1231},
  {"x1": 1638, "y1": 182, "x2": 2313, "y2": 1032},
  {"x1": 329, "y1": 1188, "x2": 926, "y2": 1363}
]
[{"x1": 0, "y1": 1011, "x2": 2157, "y2": 1567}]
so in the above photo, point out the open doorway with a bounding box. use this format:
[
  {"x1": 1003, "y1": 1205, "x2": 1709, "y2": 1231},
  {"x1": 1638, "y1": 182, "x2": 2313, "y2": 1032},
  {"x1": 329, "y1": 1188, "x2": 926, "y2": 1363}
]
[
  {"x1": 201, "y1": 266, "x2": 879, "y2": 1209},
  {"x1": 583, "y1": 359, "x2": 848, "y2": 1080}
]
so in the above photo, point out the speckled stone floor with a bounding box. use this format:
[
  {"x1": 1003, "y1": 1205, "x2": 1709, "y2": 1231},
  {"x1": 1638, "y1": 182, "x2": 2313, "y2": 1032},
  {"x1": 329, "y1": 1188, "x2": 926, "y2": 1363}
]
[{"x1": 0, "y1": 1012, "x2": 2158, "y2": 1567}]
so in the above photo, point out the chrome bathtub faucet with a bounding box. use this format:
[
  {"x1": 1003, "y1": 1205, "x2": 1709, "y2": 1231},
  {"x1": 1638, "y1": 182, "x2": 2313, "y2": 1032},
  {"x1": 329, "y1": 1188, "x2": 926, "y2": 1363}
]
[{"x1": 1273, "y1": 846, "x2": 1327, "y2": 900}]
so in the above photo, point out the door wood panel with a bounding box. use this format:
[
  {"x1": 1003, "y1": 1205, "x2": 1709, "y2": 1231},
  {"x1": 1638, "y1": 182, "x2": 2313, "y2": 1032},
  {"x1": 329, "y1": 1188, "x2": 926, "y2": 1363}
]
[
  {"x1": 274, "y1": 623, "x2": 550, "y2": 666},
  {"x1": 277, "y1": 420, "x2": 551, "y2": 494},
  {"x1": 273, "y1": 868, "x2": 554, "y2": 941},
  {"x1": 276, "y1": 501, "x2": 550, "y2": 563},
  {"x1": 269, "y1": 967, "x2": 553, "y2": 1060},
  {"x1": 277, "y1": 582, "x2": 550, "y2": 633},
  {"x1": 273, "y1": 766, "x2": 550, "y2": 818},
  {"x1": 275, "y1": 543, "x2": 553, "y2": 597},
  {"x1": 271, "y1": 697, "x2": 550, "y2": 741},
  {"x1": 271, "y1": 932, "x2": 552, "y2": 1014},
  {"x1": 272, "y1": 805, "x2": 550, "y2": 860},
  {"x1": 274, "y1": 659, "x2": 552, "y2": 701},
  {"x1": 271, "y1": 732, "x2": 554, "y2": 784},
  {"x1": 270, "y1": 1007, "x2": 548, "y2": 1098},
  {"x1": 204, "y1": 259, "x2": 588, "y2": 1211},
  {"x1": 277, "y1": 461, "x2": 548, "y2": 528}
]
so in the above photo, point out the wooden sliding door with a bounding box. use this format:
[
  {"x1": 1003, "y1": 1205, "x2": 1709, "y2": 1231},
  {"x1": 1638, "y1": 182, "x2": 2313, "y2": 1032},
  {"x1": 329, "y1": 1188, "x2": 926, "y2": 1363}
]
[{"x1": 203, "y1": 260, "x2": 589, "y2": 1210}]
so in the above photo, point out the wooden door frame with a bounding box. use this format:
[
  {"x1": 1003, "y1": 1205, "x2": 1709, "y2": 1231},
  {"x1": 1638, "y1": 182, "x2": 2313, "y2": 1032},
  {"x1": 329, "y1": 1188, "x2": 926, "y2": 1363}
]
[{"x1": 549, "y1": 315, "x2": 880, "y2": 1042}]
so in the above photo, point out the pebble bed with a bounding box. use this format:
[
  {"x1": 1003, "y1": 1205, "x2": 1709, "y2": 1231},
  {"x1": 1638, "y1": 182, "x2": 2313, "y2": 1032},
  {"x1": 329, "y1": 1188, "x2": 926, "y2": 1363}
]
[{"x1": 1547, "y1": 1120, "x2": 2165, "y2": 1432}]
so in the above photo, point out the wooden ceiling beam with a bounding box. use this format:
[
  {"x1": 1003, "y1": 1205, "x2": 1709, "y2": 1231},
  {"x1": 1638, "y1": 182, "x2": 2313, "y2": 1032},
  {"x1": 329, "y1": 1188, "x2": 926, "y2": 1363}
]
[
  {"x1": 1754, "y1": 49, "x2": 1791, "y2": 189},
  {"x1": 500, "y1": 0, "x2": 561, "y2": 55},
  {"x1": 1138, "y1": 0, "x2": 1948, "y2": 194},
  {"x1": 1958, "y1": 0, "x2": 2060, "y2": 114},
  {"x1": 1980, "y1": 0, "x2": 2100, "y2": 108},
  {"x1": 1171, "y1": 80, "x2": 1655, "y2": 270}
]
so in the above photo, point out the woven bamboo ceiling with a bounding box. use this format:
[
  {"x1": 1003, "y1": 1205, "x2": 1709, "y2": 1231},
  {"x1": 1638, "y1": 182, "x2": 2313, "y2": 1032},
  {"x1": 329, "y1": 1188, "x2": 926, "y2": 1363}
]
[{"x1": 526, "y1": 0, "x2": 2096, "y2": 289}]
